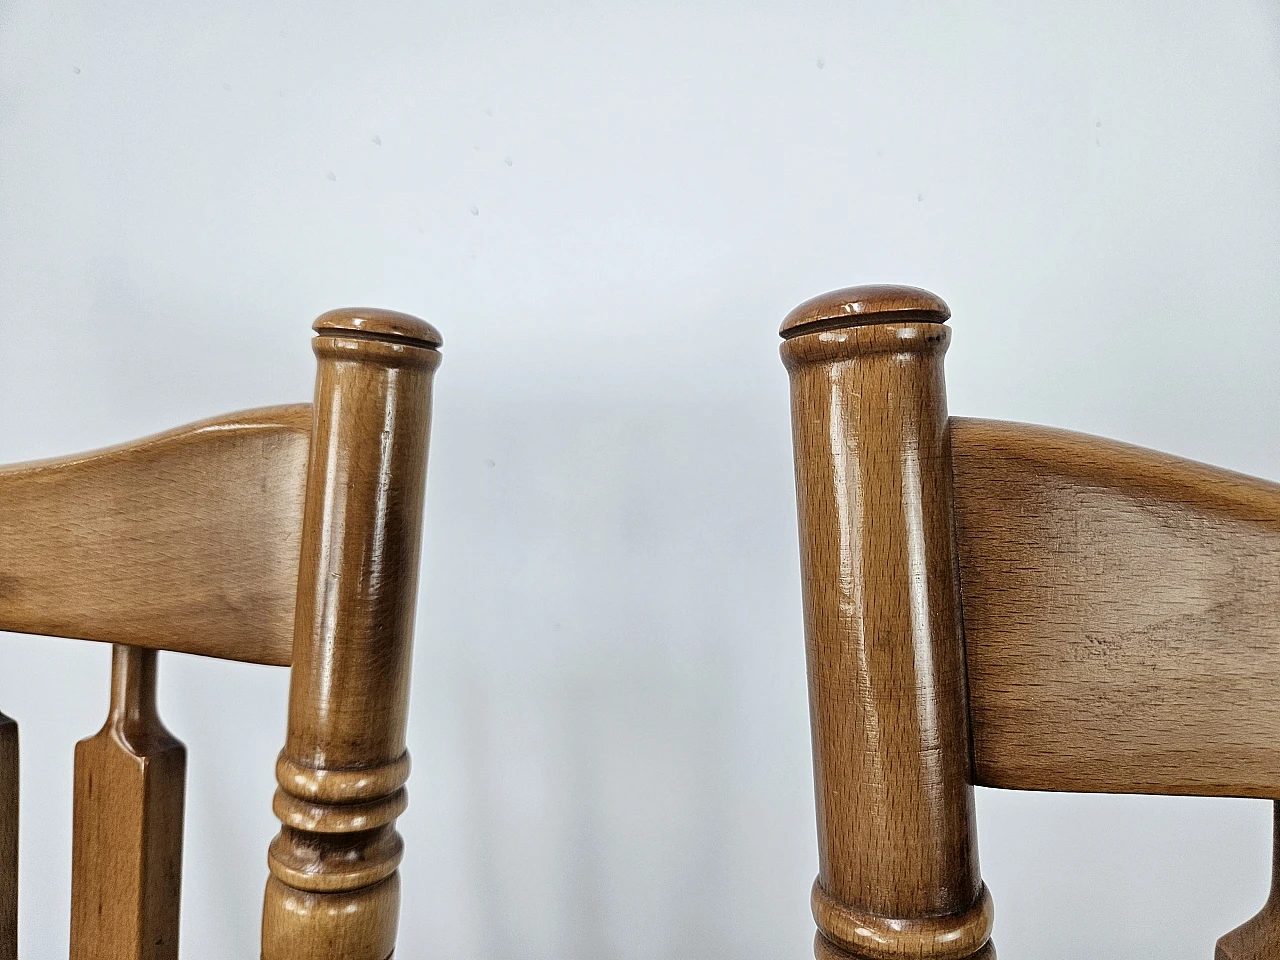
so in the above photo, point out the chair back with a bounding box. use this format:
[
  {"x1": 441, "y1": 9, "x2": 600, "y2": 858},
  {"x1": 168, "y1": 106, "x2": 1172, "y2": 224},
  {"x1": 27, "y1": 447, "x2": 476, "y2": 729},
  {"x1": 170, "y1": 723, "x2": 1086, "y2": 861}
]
[
  {"x1": 0, "y1": 308, "x2": 441, "y2": 960},
  {"x1": 780, "y1": 285, "x2": 1278, "y2": 960}
]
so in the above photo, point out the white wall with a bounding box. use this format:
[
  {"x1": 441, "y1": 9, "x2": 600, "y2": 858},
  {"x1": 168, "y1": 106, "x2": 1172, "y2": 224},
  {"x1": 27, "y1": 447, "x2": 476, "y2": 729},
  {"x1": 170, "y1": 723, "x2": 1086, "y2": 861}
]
[{"x1": 1, "y1": 1, "x2": 1278, "y2": 956}]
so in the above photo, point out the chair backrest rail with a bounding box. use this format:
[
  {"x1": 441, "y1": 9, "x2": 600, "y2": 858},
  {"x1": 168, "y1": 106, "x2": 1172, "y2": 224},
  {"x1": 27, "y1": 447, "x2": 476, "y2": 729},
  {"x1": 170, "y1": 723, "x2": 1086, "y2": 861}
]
[
  {"x1": 952, "y1": 416, "x2": 1280, "y2": 798},
  {"x1": 0, "y1": 405, "x2": 312, "y2": 666}
]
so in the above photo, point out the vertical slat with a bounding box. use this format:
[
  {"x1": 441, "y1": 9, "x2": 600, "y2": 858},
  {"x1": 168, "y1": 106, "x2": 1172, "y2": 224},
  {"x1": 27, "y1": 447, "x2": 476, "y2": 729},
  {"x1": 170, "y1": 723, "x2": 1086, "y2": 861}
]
[
  {"x1": 780, "y1": 286, "x2": 993, "y2": 960},
  {"x1": 0, "y1": 712, "x2": 17, "y2": 960},
  {"x1": 70, "y1": 645, "x2": 186, "y2": 960},
  {"x1": 262, "y1": 309, "x2": 441, "y2": 960}
]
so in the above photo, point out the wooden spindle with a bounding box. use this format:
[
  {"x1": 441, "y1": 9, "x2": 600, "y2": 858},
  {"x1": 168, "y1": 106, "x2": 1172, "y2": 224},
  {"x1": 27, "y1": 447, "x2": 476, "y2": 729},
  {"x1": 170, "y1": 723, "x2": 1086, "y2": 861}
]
[
  {"x1": 780, "y1": 286, "x2": 993, "y2": 960},
  {"x1": 1217, "y1": 803, "x2": 1280, "y2": 958},
  {"x1": 70, "y1": 644, "x2": 186, "y2": 960},
  {"x1": 262, "y1": 309, "x2": 441, "y2": 960},
  {"x1": 0, "y1": 712, "x2": 16, "y2": 960}
]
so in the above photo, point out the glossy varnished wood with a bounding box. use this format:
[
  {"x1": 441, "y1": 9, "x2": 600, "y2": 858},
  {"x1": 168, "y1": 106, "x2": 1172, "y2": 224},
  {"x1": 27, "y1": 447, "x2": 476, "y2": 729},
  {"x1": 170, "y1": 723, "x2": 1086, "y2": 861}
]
[
  {"x1": 952, "y1": 417, "x2": 1280, "y2": 798},
  {"x1": 0, "y1": 405, "x2": 311, "y2": 666},
  {"x1": 783, "y1": 281, "x2": 1280, "y2": 957},
  {"x1": 262, "y1": 310, "x2": 440, "y2": 960},
  {"x1": 0, "y1": 306, "x2": 438, "y2": 957},
  {"x1": 781, "y1": 286, "x2": 991, "y2": 960},
  {"x1": 780, "y1": 283, "x2": 952, "y2": 338},
  {"x1": 70, "y1": 645, "x2": 186, "y2": 960}
]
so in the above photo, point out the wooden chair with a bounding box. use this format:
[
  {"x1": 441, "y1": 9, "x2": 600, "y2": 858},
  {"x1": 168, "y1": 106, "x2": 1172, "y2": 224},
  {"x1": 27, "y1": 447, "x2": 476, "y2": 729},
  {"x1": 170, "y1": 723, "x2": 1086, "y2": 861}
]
[
  {"x1": 779, "y1": 284, "x2": 1280, "y2": 960},
  {"x1": 0, "y1": 309, "x2": 441, "y2": 959}
]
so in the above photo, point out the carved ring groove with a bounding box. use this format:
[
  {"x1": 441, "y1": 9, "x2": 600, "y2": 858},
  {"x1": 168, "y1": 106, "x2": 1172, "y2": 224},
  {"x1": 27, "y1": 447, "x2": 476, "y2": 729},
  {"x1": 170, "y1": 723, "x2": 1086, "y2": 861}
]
[
  {"x1": 811, "y1": 879, "x2": 993, "y2": 960},
  {"x1": 273, "y1": 787, "x2": 408, "y2": 834},
  {"x1": 313, "y1": 334, "x2": 442, "y2": 370},
  {"x1": 276, "y1": 752, "x2": 411, "y2": 804},
  {"x1": 779, "y1": 322, "x2": 950, "y2": 369}
]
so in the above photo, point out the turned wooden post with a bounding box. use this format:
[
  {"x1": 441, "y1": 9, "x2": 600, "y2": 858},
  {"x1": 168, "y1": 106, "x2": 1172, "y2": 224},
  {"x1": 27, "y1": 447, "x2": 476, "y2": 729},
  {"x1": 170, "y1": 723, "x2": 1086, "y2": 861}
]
[
  {"x1": 262, "y1": 309, "x2": 441, "y2": 960},
  {"x1": 780, "y1": 285, "x2": 993, "y2": 960},
  {"x1": 1217, "y1": 803, "x2": 1280, "y2": 959}
]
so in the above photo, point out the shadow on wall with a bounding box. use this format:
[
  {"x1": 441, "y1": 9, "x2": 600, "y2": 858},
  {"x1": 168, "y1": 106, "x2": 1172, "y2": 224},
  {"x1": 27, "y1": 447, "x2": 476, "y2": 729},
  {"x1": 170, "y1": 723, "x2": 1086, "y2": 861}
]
[{"x1": 408, "y1": 390, "x2": 817, "y2": 959}]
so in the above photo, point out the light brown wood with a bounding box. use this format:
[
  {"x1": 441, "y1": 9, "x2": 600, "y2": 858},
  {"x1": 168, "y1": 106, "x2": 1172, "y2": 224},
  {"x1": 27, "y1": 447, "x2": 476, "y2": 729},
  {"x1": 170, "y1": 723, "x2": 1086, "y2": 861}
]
[
  {"x1": 0, "y1": 713, "x2": 15, "y2": 960},
  {"x1": 262, "y1": 310, "x2": 440, "y2": 960},
  {"x1": 783, "y1": 282, "x2": 1280, "y2": 956},
  {"x1": 951, "y1": 416, "x2": 1280, "y2": 798},
  {"x1": 312, "y1": 306, "x2": 444, "y2": 348},
  {"x1": 70, "y1": 645, "x2": 186, "y2": 960},
  {"x1": 0, "y1": 306, "x2": 439, "y2": 957},
  {"x1": 780, "y1": 286, "x2": 991, "y2": 960},
  {"x1": 0, "y1": 404, "x2": 311, "y2": 666}
]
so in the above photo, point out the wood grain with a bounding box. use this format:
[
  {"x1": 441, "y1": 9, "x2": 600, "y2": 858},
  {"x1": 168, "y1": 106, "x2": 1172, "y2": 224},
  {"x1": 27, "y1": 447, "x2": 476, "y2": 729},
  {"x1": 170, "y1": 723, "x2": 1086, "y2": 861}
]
[
  {"x1": 952, "y1": 416, "x2": 1280, "y2": 798},
  {"x1": 0, "y1": 404, "x2": 311, "y2": 666},
  {"x1": 781, "y1": 285, "x2": 990, "y2": 960},
  {"x1": 0, "y1": 306, "x2": 439, "y2": 956},
  {"x1": 262, "y1": 312, "x2": 440, "y2": 960},
  {"x1": 70, "y1": 645, "x2": 186, "y2": 960},
  {"x1": 784, "y1": 283, "x2": 1280, "y2": 955},
  {"x1": 0, "y1": 713, "x2": 15, "y2": 960}
]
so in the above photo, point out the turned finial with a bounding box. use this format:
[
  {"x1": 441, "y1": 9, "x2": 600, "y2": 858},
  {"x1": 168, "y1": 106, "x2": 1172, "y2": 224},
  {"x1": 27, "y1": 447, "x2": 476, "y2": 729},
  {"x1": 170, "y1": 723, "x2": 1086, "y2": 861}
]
[
  {"x1": 779, "y1": 284, "x2": 950, "y2": 338},
  {"x1": 313, "y1": 307, "x2": 443, "y2": 348}
]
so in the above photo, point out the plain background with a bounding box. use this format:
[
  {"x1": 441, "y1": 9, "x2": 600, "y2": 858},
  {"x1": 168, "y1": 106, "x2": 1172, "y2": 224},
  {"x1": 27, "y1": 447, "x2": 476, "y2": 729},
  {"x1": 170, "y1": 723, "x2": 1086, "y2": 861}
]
[{"x1": 1, "y1": 1, "x2": 1279, "y2": 957}]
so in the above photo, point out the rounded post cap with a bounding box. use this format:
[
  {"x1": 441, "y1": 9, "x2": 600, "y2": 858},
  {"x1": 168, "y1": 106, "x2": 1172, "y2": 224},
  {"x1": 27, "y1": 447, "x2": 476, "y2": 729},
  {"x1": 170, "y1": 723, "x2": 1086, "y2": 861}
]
[
  {"x1": 780, "y1": 284, "x2": 950, "y2": 338},
  {"x1": 313, "y1": 308, "x2": 443, "y2": 348}
]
